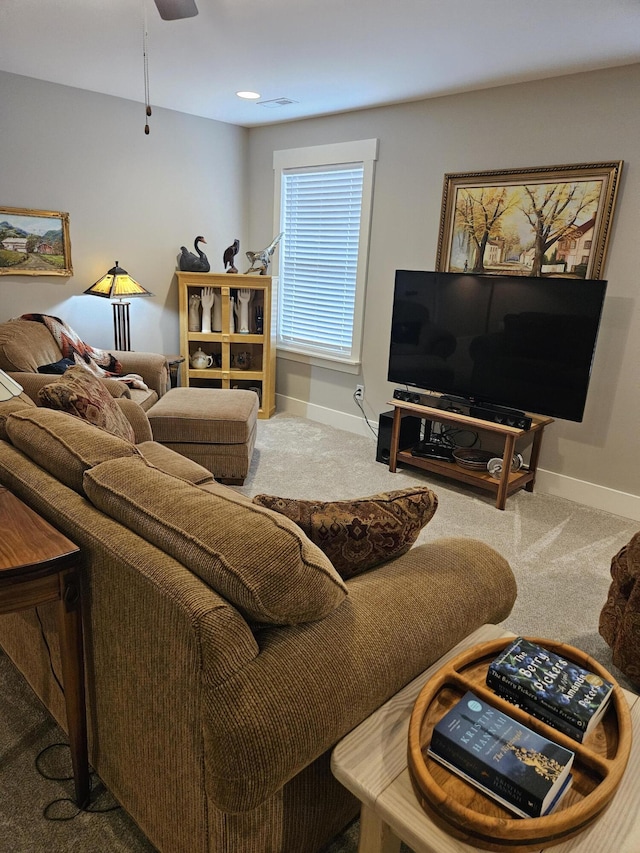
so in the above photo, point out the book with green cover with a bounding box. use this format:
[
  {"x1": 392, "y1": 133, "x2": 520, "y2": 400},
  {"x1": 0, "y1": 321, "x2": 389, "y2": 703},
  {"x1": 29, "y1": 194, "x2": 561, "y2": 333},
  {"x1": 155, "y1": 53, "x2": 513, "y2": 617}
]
[
  {"x1": 428, "y1": 691, "x2": 574, "y2": 818},
  {"x1": 486, "y1": 637, "x2": 614, "y2": 742}
]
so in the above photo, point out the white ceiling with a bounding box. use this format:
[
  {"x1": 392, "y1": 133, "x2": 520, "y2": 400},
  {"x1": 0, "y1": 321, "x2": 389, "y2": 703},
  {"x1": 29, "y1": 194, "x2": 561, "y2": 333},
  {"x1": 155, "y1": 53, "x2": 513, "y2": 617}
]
[{"x1": 1, "y1": 0, "x2": 639, "y2": 128}]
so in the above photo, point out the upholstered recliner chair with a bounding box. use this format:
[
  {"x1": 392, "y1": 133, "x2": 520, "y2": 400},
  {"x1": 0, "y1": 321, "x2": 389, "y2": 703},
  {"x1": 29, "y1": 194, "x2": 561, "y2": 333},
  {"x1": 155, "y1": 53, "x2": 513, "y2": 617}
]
[
  {"x1": 599, "y1": 530, "x2": 640, "y2": 686},
  {"x1": 0, "y1": 315, "x2": 168, "y2": 411},
  {"x1": 0, "y1": 316, "x2": 258, "y2": 483}
]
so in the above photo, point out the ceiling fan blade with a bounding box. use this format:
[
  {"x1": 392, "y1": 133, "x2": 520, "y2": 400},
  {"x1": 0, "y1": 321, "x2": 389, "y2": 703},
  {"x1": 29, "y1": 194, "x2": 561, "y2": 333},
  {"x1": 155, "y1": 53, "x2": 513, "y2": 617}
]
[{"x1": 154, "y1": 0, "x2": 198, "y2": 20}]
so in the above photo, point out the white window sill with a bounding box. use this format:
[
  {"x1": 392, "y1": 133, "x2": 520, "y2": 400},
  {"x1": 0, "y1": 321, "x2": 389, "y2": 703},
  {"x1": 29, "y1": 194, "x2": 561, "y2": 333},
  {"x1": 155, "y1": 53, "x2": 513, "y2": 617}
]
[{"x1": 276, "y1": 348, "x2": 361, "y2": 374}]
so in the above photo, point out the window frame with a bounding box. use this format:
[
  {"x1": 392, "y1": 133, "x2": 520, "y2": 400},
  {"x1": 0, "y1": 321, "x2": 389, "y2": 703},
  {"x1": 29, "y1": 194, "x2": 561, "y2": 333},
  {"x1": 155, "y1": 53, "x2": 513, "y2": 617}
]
[{"x1": 272, "y1": 139, "x2": 378, "y2": 373}]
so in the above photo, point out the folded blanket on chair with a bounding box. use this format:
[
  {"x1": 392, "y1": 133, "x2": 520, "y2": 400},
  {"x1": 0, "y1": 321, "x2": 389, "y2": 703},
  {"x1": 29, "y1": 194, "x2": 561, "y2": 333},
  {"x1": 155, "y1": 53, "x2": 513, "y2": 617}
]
[{"x1": 20, "y1": 313, "x2": 149, "y2": 391}]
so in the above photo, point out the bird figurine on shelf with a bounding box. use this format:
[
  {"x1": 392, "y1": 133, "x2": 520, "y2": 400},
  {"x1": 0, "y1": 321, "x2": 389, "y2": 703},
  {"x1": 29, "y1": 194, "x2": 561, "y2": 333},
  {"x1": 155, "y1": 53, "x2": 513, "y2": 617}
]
[
  {"x1": 245, "y1": 232, "x2": 283, "y2": 275},
  {"x1": 179, "y1": 236, "x2": 210, "y2": 272},
  {"x1": 223, "y1": 239, "x2": 240, "y2": 274}
]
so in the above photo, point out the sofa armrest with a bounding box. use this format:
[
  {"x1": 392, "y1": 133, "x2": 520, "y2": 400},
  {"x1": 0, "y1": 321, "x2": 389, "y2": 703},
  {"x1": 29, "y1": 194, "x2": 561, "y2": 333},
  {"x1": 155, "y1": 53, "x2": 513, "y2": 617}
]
[
  {"x1": 0, "y1": 441, "x2": 260, "y2": 843},
  {"x1": 6, "y1": 371, "x2": 55, "y2": 402},
  {"x1": 7, "y1": 371, "x2": 76, "y2": 402},
  {"x1": 112, "y1": 351, "x2": 169, "y2": 397},
  {"x1": 115, "y1": 398, "x2": 154, "y2": 442},
  {"x1": 8, "y1": 371, "x2": 132, "y2": 402},
  {"x1": 98, "y1": 377, "x2": 132, "y2": 398},
  {"x1": 202, "y1": 536, "x2": 517, "y2": 813}
]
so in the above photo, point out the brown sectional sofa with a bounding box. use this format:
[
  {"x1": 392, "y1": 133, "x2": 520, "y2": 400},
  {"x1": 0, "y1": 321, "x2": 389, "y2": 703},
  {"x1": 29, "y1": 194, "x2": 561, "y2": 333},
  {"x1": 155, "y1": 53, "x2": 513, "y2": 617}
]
[{"x1": 0, "y1": 401, "x2": 517, "y2": 852}]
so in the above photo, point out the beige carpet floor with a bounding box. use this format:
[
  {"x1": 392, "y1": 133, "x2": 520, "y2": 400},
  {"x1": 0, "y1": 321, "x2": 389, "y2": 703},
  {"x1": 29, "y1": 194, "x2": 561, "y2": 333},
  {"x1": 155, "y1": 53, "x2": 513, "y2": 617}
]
[{"x1": 1, "y1": 412, "x2": 637, "y2": 852}]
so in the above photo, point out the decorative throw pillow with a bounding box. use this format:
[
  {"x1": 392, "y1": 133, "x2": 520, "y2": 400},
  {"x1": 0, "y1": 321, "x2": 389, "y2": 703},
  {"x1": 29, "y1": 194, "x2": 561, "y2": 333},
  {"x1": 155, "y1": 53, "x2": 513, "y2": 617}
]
[
  {"x1": 38, "y1": 364, "x2": 135, "y2": 443},
  {"x1": 252, "y1": 486, "x2": 438, "y2": 579}
]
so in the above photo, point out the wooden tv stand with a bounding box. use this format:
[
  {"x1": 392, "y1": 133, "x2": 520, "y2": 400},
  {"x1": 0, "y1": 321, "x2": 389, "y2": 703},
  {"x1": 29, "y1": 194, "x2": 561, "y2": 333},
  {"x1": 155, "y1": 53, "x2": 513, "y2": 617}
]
[{"x1": 387, "y1": 398, "x2": 553, "y2": 510}]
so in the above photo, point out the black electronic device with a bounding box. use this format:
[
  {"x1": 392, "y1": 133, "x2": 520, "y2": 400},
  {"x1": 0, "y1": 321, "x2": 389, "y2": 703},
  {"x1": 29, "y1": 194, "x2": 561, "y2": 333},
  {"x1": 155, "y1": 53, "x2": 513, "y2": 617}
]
[
  {"x1": 393, "y1": 388, "x2": 436, "y2": 407},
  {"x1": 411, "y1": 442, "x2": 455, "y2": 462},
  {"x1": 393, "y1": 388, "x2": 532, "y2": 430},
  {"x1": 376, "y1": 410, "x2": 422, "y2": 464},
  {"x1": 387, "y1": 270, "x2": 607, "y2": 422},
  {"x1": 468, "y1": 402, "x2": 532, "y2": 431}
]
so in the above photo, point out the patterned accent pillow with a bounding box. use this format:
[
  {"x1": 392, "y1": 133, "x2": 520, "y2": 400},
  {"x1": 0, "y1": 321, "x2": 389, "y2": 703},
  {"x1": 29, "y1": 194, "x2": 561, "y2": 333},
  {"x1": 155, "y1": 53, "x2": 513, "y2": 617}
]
[
  {"x1": 38, "y1": 364, "x2": 135, "y2": 443},
  {"x1": 252, "y1": 486, "x2": 438, "y2": 579}
]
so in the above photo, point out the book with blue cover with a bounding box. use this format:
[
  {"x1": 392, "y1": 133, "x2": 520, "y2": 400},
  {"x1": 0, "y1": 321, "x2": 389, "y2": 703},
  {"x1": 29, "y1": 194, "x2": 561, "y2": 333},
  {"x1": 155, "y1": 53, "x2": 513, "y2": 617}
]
[
  {"x1": 486, "y1": 637, "x2": 614, "y2": 742},
  {"x1": 428, "y1": 691, "x2": 574, "y2": 818}
]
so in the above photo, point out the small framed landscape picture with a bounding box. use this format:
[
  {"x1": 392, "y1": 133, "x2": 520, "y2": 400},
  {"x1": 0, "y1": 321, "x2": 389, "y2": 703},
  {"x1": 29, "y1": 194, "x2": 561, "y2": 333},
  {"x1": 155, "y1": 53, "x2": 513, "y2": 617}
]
[
  {"x1": 0, "y1": 206, "x2": 73, "y2": 276},
  {"x1": 435, "y1": 161, "x2": 622, "y2": 280}
]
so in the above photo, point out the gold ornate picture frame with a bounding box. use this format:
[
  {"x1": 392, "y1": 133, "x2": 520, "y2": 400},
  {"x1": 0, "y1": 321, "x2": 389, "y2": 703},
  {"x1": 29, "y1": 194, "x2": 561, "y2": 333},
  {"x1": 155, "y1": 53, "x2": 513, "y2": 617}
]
[
  {"x1": 435, "y1": 161, "x2": 622, "y2": 279},
  {"x1": 0, "y1": 206, "x2": 73, "y2": 276}
]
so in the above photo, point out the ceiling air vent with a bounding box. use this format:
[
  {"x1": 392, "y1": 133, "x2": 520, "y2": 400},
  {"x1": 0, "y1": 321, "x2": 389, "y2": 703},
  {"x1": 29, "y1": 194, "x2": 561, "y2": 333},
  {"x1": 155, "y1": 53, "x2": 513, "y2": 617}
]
[{"x1": 256, "y1": 97, "x2": 298, "y2": 109}]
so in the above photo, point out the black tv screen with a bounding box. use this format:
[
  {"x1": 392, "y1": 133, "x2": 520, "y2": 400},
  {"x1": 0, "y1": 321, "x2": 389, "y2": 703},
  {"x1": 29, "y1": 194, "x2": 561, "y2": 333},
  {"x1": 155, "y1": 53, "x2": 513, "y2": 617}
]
[{"x1": 387, "y1": 270, "x2": 607, "y2": 422}]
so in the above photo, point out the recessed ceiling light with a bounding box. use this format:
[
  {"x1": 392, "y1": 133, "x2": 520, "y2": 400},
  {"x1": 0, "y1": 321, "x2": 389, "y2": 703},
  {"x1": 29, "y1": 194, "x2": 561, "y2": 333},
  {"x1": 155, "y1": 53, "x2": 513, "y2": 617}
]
[{"x1": 236, "y1": 91, "x2": 261, "y2": 100}]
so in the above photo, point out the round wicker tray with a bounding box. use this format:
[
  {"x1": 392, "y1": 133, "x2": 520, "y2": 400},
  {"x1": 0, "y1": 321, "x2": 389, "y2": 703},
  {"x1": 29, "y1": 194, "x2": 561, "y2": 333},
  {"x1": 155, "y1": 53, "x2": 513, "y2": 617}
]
[{"x1": 407, "y1": 637, "x2": 632, "y2": 852}]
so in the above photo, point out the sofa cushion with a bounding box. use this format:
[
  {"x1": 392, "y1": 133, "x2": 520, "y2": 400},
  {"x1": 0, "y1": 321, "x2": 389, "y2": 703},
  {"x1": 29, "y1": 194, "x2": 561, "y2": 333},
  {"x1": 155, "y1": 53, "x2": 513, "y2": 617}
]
[
  {"x1": 0, "y1": 392, "x2": 37, "y2": 440},
  {"x1": 252, "y1": 487, "x2": 438, "y2": 579},
  {"x1": 137, "y1": 440, "x2": 215, "y2": 485},
  {"x1": 5, "y1": 408, "x2": 140, "y2": 494},
  {"x1": 38, "y1": 364, "x2": 136, "y2": 442},
  {"x1": 84, "y1": 457, "x2": 348, "y2": 625}
]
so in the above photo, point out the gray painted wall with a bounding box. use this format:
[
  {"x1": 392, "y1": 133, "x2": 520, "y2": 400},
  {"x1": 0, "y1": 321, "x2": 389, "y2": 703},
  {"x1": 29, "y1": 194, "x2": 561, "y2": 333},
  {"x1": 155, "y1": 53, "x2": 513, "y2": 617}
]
[
  {"x1": 1, "y1": 65, "x2": 638, "y2": 512},
  {"x1": 0, "y1": 71, "x2": 247, "y2": 355},
  {"x1": 246, "y1": 64, "x2": 640, "y2": 510}
]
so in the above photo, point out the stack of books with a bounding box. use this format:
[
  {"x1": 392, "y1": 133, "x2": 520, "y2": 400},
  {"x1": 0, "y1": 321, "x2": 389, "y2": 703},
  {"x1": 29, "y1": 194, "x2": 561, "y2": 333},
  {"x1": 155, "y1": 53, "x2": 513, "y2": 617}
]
[
  {"x1": 427, "y1": 639, "x2": 614, "y2": 818},
  {"x1": 428, "y1": 691, "x2": 574, "y2": 818},
  {"x1": 486, "y1": 637, "x2": 614, "y2": 743}
]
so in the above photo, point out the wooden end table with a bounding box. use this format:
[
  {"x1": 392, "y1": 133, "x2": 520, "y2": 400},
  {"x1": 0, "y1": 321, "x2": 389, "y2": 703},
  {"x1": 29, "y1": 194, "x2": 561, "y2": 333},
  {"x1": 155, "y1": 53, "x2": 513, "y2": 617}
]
[
  {"x1": 0, "y1": 485, "x2": 89, "y2": 808},
  {"x1": 331, "y1": 624, "x2": 640, "y2": 853}
]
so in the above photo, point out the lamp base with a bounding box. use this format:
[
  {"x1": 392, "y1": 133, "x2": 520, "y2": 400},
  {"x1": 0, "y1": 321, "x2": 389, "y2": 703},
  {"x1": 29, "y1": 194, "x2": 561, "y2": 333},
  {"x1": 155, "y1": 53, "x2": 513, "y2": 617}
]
[{"x1": 112, "y1": 301, "x2": 131, "y2": 351}]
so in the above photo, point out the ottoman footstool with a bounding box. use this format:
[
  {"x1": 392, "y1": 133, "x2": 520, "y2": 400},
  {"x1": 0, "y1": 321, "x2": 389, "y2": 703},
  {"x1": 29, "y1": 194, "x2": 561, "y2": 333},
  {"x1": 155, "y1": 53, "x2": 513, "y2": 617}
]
[{"x1": 146, "y1": 388, "x2": 258, "y2": 485}]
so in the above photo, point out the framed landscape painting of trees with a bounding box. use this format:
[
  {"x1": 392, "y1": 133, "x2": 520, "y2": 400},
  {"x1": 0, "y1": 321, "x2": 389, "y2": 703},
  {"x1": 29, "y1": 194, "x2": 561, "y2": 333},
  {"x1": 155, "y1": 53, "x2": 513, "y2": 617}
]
[
  {"x1": 435, "y1": 162, "x2": 622, "y2": 279},
  {"x1": 0, "y1": 206, "x2": 72, "y2": 276}
]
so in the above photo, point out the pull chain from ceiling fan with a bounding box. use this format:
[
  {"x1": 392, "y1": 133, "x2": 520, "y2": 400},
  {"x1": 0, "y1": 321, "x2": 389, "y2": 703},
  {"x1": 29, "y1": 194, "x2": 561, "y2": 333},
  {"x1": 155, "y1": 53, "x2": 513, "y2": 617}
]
[{"x1": 143, "y1": 6, "x2": 152, "y2": 134}]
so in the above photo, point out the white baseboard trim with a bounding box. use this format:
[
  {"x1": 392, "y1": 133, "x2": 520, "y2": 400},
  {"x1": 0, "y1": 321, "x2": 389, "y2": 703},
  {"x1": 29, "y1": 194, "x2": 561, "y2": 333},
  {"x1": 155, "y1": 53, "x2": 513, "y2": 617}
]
[
  {"x1": 276, "y1": 394, "x2": 376, "y2": 437},
  {"x1": 275, "y1": 394, "x2": 640, "y2": 522},
  {"x1": 534, "y1": 470, "x2": 640, "y2": 522}
]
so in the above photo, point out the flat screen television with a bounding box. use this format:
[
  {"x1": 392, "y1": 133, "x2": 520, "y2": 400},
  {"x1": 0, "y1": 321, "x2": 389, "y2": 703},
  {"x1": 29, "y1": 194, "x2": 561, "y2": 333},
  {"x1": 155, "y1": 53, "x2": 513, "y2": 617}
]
[{"x1": 387, "y1": 270, "x2": 607, "y2": 422}]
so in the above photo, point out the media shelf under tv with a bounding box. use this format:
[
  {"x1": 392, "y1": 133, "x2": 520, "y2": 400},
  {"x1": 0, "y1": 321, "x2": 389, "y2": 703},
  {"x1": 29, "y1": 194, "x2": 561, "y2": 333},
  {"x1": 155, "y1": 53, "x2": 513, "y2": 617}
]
[{"x1": 387, "y1": 396, "x2": 553, "y2": 510}]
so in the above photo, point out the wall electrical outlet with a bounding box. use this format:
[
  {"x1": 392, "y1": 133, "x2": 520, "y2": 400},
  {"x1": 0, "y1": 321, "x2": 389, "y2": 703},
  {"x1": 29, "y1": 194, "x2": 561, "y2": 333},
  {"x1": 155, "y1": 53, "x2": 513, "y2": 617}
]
[{"x1": 354, "y1": 384, "x2": 364, "y2": 401}]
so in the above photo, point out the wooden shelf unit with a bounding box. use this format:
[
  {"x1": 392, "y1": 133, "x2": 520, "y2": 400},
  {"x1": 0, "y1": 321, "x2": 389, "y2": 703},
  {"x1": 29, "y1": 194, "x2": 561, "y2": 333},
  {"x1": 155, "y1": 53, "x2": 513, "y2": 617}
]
[
  {"x1": 178, "y1": 272, "x2": 276, "y2": 418},
  {"x1": 387, "y1": 398, "x2": 553, "y2": 510}
]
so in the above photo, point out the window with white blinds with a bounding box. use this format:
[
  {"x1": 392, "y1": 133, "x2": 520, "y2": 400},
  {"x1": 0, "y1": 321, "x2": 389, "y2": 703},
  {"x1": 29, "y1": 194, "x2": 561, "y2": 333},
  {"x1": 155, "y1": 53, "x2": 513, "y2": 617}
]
[
  {"x1": 273, "y1": 139, "x2": 378, "y2": 369},
  {"x1": 280, "y1": 164, "x2": 363, "y2": 356}
]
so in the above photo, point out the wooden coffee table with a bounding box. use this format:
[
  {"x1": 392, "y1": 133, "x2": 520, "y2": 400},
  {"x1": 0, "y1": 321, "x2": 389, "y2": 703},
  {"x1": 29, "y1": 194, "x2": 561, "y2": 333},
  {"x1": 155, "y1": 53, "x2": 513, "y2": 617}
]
[
  {"x1": 0, "y1": 485, "x2": 89, "y2": 808},
  {"x1": 331, "y1": 624, "x2": 640, "y2": 853}
]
